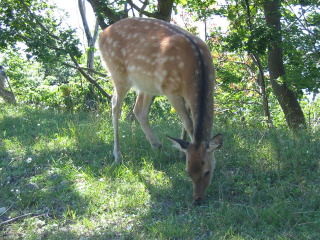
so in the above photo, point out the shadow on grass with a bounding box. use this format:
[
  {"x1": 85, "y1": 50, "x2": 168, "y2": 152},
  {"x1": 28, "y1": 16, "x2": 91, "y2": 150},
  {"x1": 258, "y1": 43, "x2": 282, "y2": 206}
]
[
  {"x1": 0, "y1": 106, "x2": 112, "y2": 238},
  {"x1": 1, "y1": 105, "x2": 320, "y2": 239},
  {"x1": 126, "y1": 124, "x2": 320, "y2": 239}
]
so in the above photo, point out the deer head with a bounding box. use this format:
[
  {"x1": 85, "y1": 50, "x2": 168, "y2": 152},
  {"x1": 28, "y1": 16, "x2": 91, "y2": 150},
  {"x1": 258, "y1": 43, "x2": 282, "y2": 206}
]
[{"x1": 169, "y1": 134, "x2": 223, "y2": 204}]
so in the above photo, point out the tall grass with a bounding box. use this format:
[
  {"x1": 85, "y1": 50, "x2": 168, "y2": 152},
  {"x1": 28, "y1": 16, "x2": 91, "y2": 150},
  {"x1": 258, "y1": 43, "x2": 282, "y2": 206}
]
[{"x1": 0, "y1": 104, "x2": 319, "y2": 239}]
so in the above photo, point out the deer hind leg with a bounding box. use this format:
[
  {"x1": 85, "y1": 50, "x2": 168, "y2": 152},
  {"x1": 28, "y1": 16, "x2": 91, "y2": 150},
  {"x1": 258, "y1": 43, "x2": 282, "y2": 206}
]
[
  {"x1": 133, "y1": 93, "x2": 162, "y2": 149},
  {"x1": 167, "y1": 96, "x2": 193, "y2": 140},
  {"x1": 112, "y1": 83, "x2": 130, "y2": 163}
]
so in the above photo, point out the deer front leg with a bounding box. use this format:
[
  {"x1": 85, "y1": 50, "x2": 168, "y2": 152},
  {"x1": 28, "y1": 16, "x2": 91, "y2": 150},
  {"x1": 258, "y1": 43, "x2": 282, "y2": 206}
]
[
  {"x1": 167, "y1": 96, "x2": 193, "y2": 139},
  {"x1": 133, "y1": 93, "x2": 162, "y2": 149},
  {"x1": 111, "y1": 86, "x2": 129, "y2": 163}
]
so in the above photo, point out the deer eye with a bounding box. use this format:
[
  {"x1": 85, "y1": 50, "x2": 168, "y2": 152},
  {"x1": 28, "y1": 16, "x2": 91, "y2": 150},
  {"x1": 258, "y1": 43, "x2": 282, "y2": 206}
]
[{"x1": 204, "y1": 170, "x2": 210, "y2": 177}]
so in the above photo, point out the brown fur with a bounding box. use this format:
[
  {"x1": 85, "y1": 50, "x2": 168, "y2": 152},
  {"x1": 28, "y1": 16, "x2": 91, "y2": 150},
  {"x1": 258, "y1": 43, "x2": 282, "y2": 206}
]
[{"x1": 99, "y1": 18, "x2": 222, "y2": 203}]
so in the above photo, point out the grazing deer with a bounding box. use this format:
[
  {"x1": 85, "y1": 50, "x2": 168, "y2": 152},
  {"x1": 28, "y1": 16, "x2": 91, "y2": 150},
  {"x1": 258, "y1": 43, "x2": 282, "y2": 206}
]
[{"x1": 99, "y1": 18, "x2": 223, "y2": 204}]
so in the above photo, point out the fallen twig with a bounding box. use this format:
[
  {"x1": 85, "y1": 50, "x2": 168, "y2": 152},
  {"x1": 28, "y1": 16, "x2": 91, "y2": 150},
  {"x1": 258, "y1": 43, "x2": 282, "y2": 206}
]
[
  {"x1": 0, "y1": 203, "x2": 14, "y2": 217},
  {"x1": 0, "y1": 210, "x2": 48, "y2": 227}
]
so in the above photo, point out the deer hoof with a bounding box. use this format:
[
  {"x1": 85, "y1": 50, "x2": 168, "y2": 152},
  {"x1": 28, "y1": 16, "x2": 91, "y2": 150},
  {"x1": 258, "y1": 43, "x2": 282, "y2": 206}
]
[{"x1": 151, "y1": 142, "x2": 162, "y2": 149}]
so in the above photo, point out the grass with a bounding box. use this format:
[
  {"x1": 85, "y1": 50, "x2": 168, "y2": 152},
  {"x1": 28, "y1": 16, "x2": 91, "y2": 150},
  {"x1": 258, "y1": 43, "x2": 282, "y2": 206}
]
[{"x1": 0, "y1": 104, "x2": 320, "y2": 239}]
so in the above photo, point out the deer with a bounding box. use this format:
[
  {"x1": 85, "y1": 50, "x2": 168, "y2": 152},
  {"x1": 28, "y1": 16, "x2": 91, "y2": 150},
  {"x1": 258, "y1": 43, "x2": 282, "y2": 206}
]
[{"x1": 99, "y1": 17, "x2": 223, "y2": 204}]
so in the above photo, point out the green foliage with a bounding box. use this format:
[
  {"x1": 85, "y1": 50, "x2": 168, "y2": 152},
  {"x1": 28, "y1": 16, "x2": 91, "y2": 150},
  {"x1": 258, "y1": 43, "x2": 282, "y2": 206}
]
[
  {"x1": 0, "y1": 0, "x2": 81, "y2": 68},
  {"x1": 204, "y1": 1, "x2": 267, "y2": 55},
  {"x1": 281, "y1": 5, "x2": 320, "y2": 93},
  {"x1": 214, "y1": 0, "x2": 320, "y2": 96},
  {"x1": 1, "y1": 105, "x2": 320, "y2": 239},
  {"x1": 0, "y1": 49, "x2": 111, "y2": 111},
  {"x1": 180, "y1": 0, "x2": 219, "y2": 21}
]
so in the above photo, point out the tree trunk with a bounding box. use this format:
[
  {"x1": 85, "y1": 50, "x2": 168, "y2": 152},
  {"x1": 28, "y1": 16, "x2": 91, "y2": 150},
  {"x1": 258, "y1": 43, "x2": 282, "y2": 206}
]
[
  {"x1": 156, "y1": 0, "x2": 174, "y2": 21},
  {"x1": 86, "y1": 20, "x2": 99, "y2": 69},
  {"x1": 250, "y1": 54, "x2": 272, "y2": 126},
  {"x1": 263, "y1": 0, "x2": 305, "y2": 129},
  {"x1": 243, "y1": 0, "x2": 272, "y2": 127},
  {"x1": 79, "y1": 0, "x2": 103, "y2": 109},
  {"x1": 78, "y1": 0, "x2": 99, "y2": 69},
  {"x1": 0, "y1": 69, "x2": 16, "y2": 104},
  {"x1": 0, "y1": 87, "x2": 16, "y2": 104}
]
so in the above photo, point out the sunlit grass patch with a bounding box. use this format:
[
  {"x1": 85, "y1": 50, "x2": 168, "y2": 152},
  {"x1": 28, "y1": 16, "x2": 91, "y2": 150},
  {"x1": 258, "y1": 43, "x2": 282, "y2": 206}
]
[
  {"x1": 1, "y1": 138, "x2": 26, "y2": 161},
  {"x1": 34, "y1": 135, "x2": 76, "y2": 152},
  {"x1": 139, "y1": 161, "x2": 171, "y2": 188}
]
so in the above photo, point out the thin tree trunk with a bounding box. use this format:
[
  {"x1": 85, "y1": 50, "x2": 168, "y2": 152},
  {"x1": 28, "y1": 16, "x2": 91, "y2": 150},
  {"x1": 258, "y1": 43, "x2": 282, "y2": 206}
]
[
  {"x1": 263, "y1": 0, "x2": 305, "y2": 129},
  {"x1": 250, "y1": 54, "x2": 272, "y2": 126},
  {"x1": 243, "y1": 0, "x2": 272, "y2": 126},
  {"x1": 87, "y1": 20, "x2": 99, "y2": 69},
  {"x1": 78, "y1": 0, "x2": 99, "y2": 69},
  {"x1": 156, "y1": 0, "x2": 174, "y2": 21},
  {"x1": 204, "y1": 19, "x2": 208, "y2": 41},
  {"x1": 79, "y1": 0, "x2": 102, "y2": 108},
  {"x1": 0, "y1": 69, "x2": 16, "y2": 104},
  {"x1": 0, "y1": 87, "x2": 16, "y2": 104}
]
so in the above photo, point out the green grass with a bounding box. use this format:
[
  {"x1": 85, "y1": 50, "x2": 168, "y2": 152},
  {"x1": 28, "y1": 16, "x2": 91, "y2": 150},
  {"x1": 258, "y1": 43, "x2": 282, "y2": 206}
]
[{"x1": 0, "y1": 104, "x2": 320, "y2": 239}]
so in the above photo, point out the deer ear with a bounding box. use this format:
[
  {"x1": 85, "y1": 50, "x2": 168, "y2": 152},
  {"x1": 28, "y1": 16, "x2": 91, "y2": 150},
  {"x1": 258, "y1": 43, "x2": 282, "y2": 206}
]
[
  {"x1": 167, "y1": 136, "x2": 189, "y2": 152},
  {"x1": 207, "y1": 134, "x2": 223, "y2": 152}
]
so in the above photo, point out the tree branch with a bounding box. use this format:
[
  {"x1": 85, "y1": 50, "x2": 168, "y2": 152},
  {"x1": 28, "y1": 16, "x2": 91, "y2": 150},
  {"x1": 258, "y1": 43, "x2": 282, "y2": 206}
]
[
  {"x1": 127, "y1": 0, "x2": 155, "y2": 18},
  {"x1": 69, "y1": 54, "x2": 111, "y2": 100},
  {"x1": 62, "y1": 62, "x2": 109, "y2": 78},
  {"x1": 86, "y1": 0, "x2": 126, "y2": 29},
  {"x1": 140, "y1": 0, "x2": 150, "y2": 17}
]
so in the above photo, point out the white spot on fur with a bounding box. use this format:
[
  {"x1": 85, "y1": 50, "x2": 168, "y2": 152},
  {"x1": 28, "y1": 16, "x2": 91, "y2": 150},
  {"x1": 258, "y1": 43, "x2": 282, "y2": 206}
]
[
  {"x1": 107, "y1": 38, "x2": 113, "y2": 44},
  {"x1": 128, "y1": 65, "x2": 136, "y2": 71},
  {"x1": 159, "y1": 57, "x2": 169, "y2": 64}
]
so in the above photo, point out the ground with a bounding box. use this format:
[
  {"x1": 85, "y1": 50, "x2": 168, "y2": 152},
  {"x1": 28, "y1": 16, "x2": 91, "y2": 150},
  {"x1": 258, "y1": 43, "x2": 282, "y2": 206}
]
[{"x1": 0, "y1": 105, "x2": 319, "y2": 239}]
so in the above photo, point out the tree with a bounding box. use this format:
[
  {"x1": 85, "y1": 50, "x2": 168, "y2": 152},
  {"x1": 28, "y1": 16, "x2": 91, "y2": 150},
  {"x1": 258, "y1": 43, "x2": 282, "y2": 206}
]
[
  {"x1": 87, "y1": 0, "x2": 175, "y2": 27},
  {"x1": 263, "y1": 0, "x2": 306, "y2": 129},
  {"x1": 0, "y1": 0, "x2": 111, "y2": 101},
  {"x1": 78, "y1": 0, "x2": 101, "y2": 109},
  {"x1": 211, "y1": 0, "x2": 319, "y2": 129},
  {"x1": 78, "y1": 0, "x2": 99, "y2": 70}
]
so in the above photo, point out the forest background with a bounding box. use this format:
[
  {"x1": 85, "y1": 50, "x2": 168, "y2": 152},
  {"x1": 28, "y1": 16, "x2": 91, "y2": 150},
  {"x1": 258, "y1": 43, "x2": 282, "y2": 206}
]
[{"x1": 0, "y1": 0, "x2": 320, "y2": 239}]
